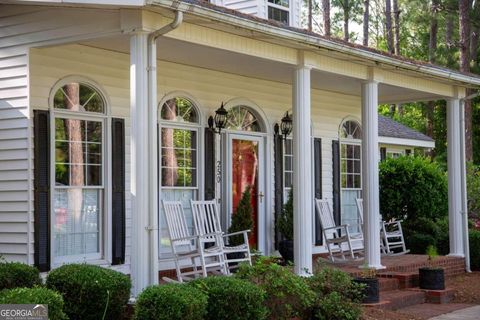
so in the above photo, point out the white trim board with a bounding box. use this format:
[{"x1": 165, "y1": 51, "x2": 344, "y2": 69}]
[{"x1": 378, "y1": 136, "x2": 435, "y2": 149}]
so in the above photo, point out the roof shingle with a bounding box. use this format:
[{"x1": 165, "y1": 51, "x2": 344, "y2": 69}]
[{"x1": 378, "y1": 115, "x2": 433, "y2": 142}]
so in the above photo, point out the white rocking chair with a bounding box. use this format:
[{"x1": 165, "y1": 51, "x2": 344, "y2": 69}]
[
  {"x1": 355, "y1": 198, "x2": 409, "y2": 255},
  {"x1": 191, "y1": 199, "x2": 252, "y2": 271},
  {"x1": 315, "y1": 199, "x2": 363, "y2": 262},
  {"x1": 162, "y1": 200, "x2": 228, "y2": 282}
]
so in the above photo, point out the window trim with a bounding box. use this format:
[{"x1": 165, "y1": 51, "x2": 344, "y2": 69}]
[
  {"x1": 267, "y1": 0, "x2": 290, "y2": 25},
  {"x1": 48, "y1": 77, "x2": 111, "y2": 267}
]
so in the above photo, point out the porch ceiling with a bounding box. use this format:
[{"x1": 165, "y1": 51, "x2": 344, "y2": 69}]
[{"x1": 81, "y1": 35, "x2": 446, "y2": 104}]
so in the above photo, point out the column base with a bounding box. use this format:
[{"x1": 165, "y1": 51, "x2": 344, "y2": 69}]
[
  {"x1": 359, "y1": 264, "x2": 386, "y2": 270},
  {"x1": 447, "y1": 253, "x2": 465, "y2": 258}
]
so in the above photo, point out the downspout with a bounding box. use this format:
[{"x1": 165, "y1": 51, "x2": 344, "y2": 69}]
[
  {"x1": 147, "y1": 11, "x2": 183, "y2": 285},
  {"x1": 460, "y1": 90, "x2": 479, "y2": 273}
]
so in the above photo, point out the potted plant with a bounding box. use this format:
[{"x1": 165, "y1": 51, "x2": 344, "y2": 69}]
[
  {"x1": 353, "y1": 264, "x2": 379, "y2": 303},
  {"x1": 419, "y1": 245, "x2": 445, "y2": 290},
  {"x1": 276, "y1": 189, "x2": 294, "y2": 262},
  {"x1": 227, "y1": 186, "x2": 254, "y2": 262}
]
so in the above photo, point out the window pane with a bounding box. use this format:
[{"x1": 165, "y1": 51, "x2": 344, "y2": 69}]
[
  {"x1": 54, "y1": 83, "x2": 105, "y2": 114},
  {"x1": 54, "y1": 188, "x2": 101, "y2": 257},
  {"x1": 268, "y1": 6, "x2": 289, "y2": 24},
  {"x1": 226, "y1": 106, "x2": 262, "y2": 132},
  {"x1": 161, "y1": 97, "x2": 198, "y2": 123},
  {"x1": 268, "y1": 0, "x2": 289, "y2": 7},
  {"x1": 161, "y1": 128, "x2": 197, "y2": 187}
]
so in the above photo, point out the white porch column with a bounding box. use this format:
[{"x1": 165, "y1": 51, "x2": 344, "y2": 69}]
[
  {"x1": 292, "y1": 64, "x2": 313, "y2": 275},
  {"x1": 361, "y1": 80, "x2": 384, "y2": 269},
  {"x1": 447, "y1": 98, "x2": 464, "y2": 257},
  {"x1": 130, "y1": 32, "x2": 153, "y2": 295}
]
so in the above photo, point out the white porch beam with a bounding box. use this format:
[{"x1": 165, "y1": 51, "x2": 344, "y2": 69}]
[
  {"x1": 292, "y1": 64, "x2": 313, "y2": 275},
  {"x1": 447, "y1": 98, "x2": 464, "y2": 257},
  {"x1": 361, "y1": 80, "x2": 385, "y2": 269},
  {"x1": 130, "y1": 32, "x2": 155, "y2": 295}
]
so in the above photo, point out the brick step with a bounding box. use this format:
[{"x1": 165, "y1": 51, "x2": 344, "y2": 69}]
[
  {"x1": 408, "y1": 288, "x2": 457, "y2": 304},
  {"x1": 378, "y1": 272, "x2": 419, "y2": 289},
  {"x1": 378, "y1": 277, "x2": 399, "y2": 291},
  {"x1": 365, "y1": 289, "x2": 426, "y2": 311}
]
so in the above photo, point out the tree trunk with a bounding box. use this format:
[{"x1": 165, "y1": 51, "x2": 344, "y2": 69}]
[
  {"x1": 323, "y1": 0, "x2": 331, "y2": 36},
  {"x1": 393, "y1": 0, "x2": 400, "y2": 55},
  {"x1": 385, "y1": 0, "x2": 394, "y2": 53},
  {"x1": 429, "y1": 0, "x2": 439, "y2": 64},
  {"x1": 343, "y1": 0, "x2": 350, "y2": 42},
  {"x1": 162, "y1": 100, "x2": 179, "y2": 186},
  {"x1": 363, "y1": 0, "x2": 370, "y2": 46},
  {"x1": 459, "y1": 0, "x2": 473, "y2": 161}
]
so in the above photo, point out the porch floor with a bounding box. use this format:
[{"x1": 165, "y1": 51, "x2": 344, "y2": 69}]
[{"x1": 313, "y1": 254, "x2": 466, "y2": 278}]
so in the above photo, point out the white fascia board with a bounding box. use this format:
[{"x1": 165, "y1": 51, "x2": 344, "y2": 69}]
[
  {"x1": 148, "y1": 0, "x2": 480, "y2": 88},
  {"x1": 378, "y1": 136, "x2": 435, "y2": 149}
]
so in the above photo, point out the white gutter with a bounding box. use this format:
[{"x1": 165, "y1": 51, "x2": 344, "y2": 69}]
[
  {"x1": 148, "y1": 0, "x2": 480, "y2": 88},
  {"x1": 146, "y1": 10, "x2": 183, "y2": 284}
]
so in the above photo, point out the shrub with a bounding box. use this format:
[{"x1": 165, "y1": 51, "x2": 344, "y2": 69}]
[
  {"x1": 469, "y1": 229, "x2": 480, "y2": 270},
  {"x1": 228, "y1": 186, "x2": 254, "y2": 246},
  {"x1": 190, "y1": 276, "x2": 267, "y2": 320},
  {"x1": 235, "y1": 256, "x2": 315, "y2": 320},
  {"x1": 135, "y1": 284, "x2": 207, "y2": 320},
  {"x1": 0, "y1": 287, "x2": 67, "y2": 320},
  {"x1": 277, "y1": 189, "x2": 293, "y2": 241},
  {"x1": 46, "y1": 264, "x2": 131, "y2": 320},
  {"x1": 467, "y1": 162, "x2": 480, "y2": 221},
  {"x1": 380, "y1": 156, "x2": 448, "y2": 254},
  {"x1": 0, "y1": 262, "x2": 41, "y2": 290},
  {"x1": 307, "y1": 267, "x2": 363, "y2": 320}
]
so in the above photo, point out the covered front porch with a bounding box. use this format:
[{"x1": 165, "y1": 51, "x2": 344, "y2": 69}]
[{"x1": 24, "y1": 1, "x2": 477, "y2": 295}]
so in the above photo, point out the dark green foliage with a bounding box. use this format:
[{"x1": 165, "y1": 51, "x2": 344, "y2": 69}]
[
  {"x1": 0, "y1": 287, "x2": 67, "y2": 320},
  {"x1": 190, "y1": 276, "x2": 267, "y2": 320},
  {"x1": 469, "y1": 229, "x2": 480, "y2": 270},
  {"x1": 134, "y1": 284, "x2": 207, "y2": 320},
  {"x1": 307, "y1": 267, "x2": 363, "y2": 320},
  {"x1": 467, "y1": 162, "x2": 480, "y2": 220},
  {"x1": 0, "y1": 262, "x2": 41, "y2": 290},
  {"x1": 276, "y1": 189, "x2": 293, "y2": 241},
  {"x1": 235, "y1": 256, "x2": 315, "y2": 320},
  {"x1": 228, "y1": 186, "x2": 254, "y2": 246},
  {"x1": 46, "y1": 264, "x2": 131, "y2": 320},
  {"x1": 379, "y1": 156, "x2": 449, "y2": 254}
]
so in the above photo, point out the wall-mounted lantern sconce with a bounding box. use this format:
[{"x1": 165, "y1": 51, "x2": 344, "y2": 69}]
[
  {"x1": 208, "y1": 102, "x2": 228, "y2": 134},
  {"x1": 275, "y1": 111, "x2": 293, "y2": 139}
]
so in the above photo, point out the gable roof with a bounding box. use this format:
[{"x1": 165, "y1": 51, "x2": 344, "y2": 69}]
[{"x1": 378, "y1": 115, "x2": 433, "y2": 142}]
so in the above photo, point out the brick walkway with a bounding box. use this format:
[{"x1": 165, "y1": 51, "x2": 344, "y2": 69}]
[{"x1": 396, "y1": 303, "x2": 475, "y2": 319}]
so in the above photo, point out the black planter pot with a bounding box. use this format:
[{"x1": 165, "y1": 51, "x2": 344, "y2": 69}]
[
  {"x1": 354, "y1": 277, "x2": 380, "y2": 304},
  {"x1": 278, "y1": 240, "x2": 294, "y2": 263},
  {"x1": 419, "y1": 267, "x2": 445, "y2": 290}
]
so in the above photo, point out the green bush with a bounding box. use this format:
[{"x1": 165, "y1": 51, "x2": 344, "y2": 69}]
[
  {"x1": 379, "y1": 156, "x2": 448, "y2": 254},
  {"x1": 46, "y1": 264, "x2": 131, "y2": 320},
  {"x1": 228, "y1": 186, "x2": 254, "y2": 246},
  {"x1": 277, "y1": 189, "x2": 293, "y2": 241},
  {"x1": 235, "y1": 256, "x2": 315, "y2": 320},
  {"x1": 469, "y1": 229, "x2": 480, "y2": 270},
  {"x1": 135, "y1": 284, "x2": 207, "y2": 320},
  {"x1": 190, "y1": 276, "x2": 267, "y2": 320},
  {"x1": 0, "y1": 262, "x2": 41, "y2": 290},
  {"x1": 307, "y1": 267, "x2": 363, "y2": 320},
  {"x1": 0, "y1": 287, "x2": 67, "y2": 320},
  {"x1": 467, "y1": 162, "x2": 480, "y2": 220}
]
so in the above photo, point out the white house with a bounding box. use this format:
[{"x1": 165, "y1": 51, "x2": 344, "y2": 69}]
[{"x1": 0, "y1": 0, "x2": 477, "y2": 295}]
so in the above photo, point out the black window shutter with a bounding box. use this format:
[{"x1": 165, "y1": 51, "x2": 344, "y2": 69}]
[
  {"x1": 313, "y1": 138, "x2": 323, "y2": 245},
  {"x1": 33, "y1": 110, "x2": 50, "y2": 272},
  {"x1": 111, "y1": 118, "x2": 126, "y2": 265},
  {"x1": 380, "y1": 147, "x2": 387, "y2": 161},
  {"x1": 204, "y1": 128, "x2": 216, "y2": 200},
  {"x1": 273, "y1": 133, "x2": 284, "y2": 249},
  {"x1": 406, "y1": 149, "x2": 412, "y2": 156},
  {"x1": 332, "y1": 140, "x2": 341, "y2": 225}
]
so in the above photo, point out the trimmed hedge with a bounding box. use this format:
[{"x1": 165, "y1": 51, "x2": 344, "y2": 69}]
[
  {"x1": 190, "y1": 276, "x2": 267, "y2": 320},
  {"x1": 46, "y1": 264, "x2": 131, "y2": 320},
  {"x1": 0, "y1": 287, "x2": 67, "y2": 320},
  {"x1": 0, "y1": 262, "x2": 41, "y2": 290},
  {"x1": 236, "y1": 256, "x2": 315, "y2": 320},
  {"x1": 135, "y1": 284, "x2": 207, "y2": 320}
]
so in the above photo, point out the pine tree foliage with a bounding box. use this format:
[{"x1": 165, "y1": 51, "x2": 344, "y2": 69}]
[{"x1": 228, "y1": 186, "x2": 254, "y2": 246}]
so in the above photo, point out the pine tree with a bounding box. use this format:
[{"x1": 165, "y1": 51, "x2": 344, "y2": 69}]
[
  {"x1": 277, "y1": 189, "x2": 294, "y2": 241},
  {"x1": 228, "y1": 186, "x2": 254, "y2": 246}
]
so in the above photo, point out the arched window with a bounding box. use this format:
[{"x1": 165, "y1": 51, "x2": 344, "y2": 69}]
[
  {"x1": 51, "y1": 80, "x2": 107, "y2": 263},
  {"x1": 225, "y1": 106, "x2": 262, "y2": 132},
  {"x1": 340, "y1": 120, "x2": 362, "y2": 140},
  {"x1": 158, "y1": 95, "x2": 201, "y2": 257},
  {"x1": 161, "y1": 97, "x2": 198, "y2": 123}
]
